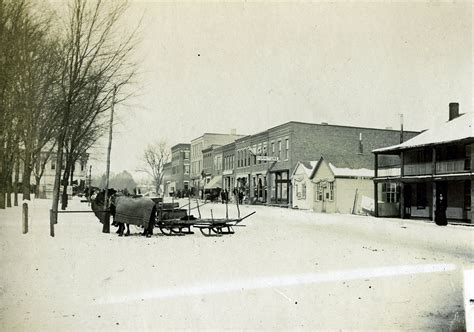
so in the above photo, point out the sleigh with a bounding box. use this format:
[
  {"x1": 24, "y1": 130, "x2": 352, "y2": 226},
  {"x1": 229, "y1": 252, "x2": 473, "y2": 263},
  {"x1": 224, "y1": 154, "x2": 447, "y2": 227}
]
[{"x1": 154, "y1": 199, "x2": 255, "y2": 236}]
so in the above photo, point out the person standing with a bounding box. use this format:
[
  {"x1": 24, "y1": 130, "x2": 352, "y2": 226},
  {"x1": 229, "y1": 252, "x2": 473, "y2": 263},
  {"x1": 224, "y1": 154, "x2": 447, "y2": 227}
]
[{"x1": 435, "y1": 193, "x2": 447, "y2": 226}]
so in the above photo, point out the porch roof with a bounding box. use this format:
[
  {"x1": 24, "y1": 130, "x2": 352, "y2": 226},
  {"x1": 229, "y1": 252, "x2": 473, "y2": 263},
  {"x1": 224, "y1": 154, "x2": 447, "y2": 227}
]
[{"x1": 373, "y1": 112, "x2": 474, "y2": 153}]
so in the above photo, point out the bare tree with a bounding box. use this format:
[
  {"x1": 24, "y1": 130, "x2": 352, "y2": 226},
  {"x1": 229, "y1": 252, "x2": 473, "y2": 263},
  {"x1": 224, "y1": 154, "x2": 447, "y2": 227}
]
[
  {"x1": 50, "y1": 0, "x2": 138, "y2": 222},
  {"x1": 139, "y1": 141, "x2": 171, "y2": 195},
  {"x1": 0, "y1": 0, "x2": 59, "y2": 206}
]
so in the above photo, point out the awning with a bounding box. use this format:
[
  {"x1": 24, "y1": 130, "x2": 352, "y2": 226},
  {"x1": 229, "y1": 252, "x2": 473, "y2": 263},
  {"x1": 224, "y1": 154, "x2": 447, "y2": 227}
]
[{"x1": 204, "y1": 175, "x2": 223, "y2": 189}]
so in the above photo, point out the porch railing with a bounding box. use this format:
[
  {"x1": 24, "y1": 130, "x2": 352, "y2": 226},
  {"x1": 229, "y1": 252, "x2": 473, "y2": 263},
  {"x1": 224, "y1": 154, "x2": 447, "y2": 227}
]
[
  {"x1": 377, "y1": 167, "x2": 401, "y2": 177},
  {"x1": 436, "y1": 159, "x2": 469, "y2": 174},
  {"x1": 404, "y1": 162, "x2": 432, "y2": 176}
]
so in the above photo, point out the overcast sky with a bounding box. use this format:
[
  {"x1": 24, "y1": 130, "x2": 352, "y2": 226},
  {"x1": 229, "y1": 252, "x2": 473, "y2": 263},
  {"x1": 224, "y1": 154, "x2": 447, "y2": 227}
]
[{"x1": 84, "y1": 1, "x2": 472, "y2": 179}]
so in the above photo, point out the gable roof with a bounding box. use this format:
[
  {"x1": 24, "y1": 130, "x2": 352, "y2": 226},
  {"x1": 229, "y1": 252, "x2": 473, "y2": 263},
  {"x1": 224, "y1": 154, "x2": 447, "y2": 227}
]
[
  {"x1": 309, "y1": 155, "x2": 374, "y2": 179},
  {"x1": 373, "y1": 112, "x2": 474, "y2": 153},
  {"x1": 291, "y1": 160, "x2": 318, "y2": 178}
]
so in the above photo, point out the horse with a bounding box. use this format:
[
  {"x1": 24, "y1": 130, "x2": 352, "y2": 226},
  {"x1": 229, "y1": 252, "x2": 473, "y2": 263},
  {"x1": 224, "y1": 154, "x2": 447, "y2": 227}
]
[
  {"x1": 112, "y1": 195, "x2": 156, "y2": 237},
  {"x1": 92, "y1": 189, "x2": 156, "y2": 237}
]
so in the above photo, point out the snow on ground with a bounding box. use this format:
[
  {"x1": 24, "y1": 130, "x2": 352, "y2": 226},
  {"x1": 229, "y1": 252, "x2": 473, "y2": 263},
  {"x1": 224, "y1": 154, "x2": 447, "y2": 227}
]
[{"x1": 0, "y1": 196, "x2": 473, "y2": 331}]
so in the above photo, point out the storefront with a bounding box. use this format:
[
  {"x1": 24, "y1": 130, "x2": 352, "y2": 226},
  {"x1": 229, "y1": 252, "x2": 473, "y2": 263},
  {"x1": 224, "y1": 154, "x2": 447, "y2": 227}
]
[{"x1": 270, "y1": 170, "x2": 290, "y2": 204}]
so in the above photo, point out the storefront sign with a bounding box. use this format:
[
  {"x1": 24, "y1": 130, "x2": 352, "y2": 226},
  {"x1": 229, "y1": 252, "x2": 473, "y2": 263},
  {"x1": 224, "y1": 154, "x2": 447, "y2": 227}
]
[{"x1": 256, "y1": 156, "x2": 279, "y2": 162}]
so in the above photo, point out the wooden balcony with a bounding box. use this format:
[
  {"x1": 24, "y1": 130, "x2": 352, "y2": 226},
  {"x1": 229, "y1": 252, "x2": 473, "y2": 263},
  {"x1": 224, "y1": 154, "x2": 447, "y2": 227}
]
[
  {"x1": 436, "y1": 159, "x2": 469, "y2": 174},
  {"x1": 404, "y1": 162, "x2": 432, "y2": 176}
]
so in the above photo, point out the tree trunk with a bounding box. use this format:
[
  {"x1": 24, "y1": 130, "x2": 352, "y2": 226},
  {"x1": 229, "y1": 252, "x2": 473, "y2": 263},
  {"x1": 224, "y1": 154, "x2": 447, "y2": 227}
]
[
  {"x1": 22, "y1": 151, "x2": 32, "y2": 200},
  {"x1": 51, "y1": 139, "x2": 64, "y2": 225},
  {"x1": 6, "y1": 172, "x2": 12, "y2": 207},
  {"x1": 0, "y1": 139, "x2": 6, "y2": 209},
  {"x1": 61, "y1": 164, "x2": 70, "y2": 210},
  {"x1": 35, "y1": 176, "x2": 41, "y2": 199},
  {"x1": 14, "y1": 156, "x2": 19, "y2": 206}
]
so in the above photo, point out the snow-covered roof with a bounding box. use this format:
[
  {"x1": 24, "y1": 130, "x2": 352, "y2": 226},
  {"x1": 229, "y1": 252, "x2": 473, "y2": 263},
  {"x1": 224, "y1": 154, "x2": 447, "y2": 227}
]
[
  {"x1": 373, "y1": 113, "x2": 474, "y2": 153},
  {"x1": 292, "y1": 160, "x2": 318, "y2": 178},
  {"x1": 328, "y1": 163, "x2": 374, "y2": 178}
]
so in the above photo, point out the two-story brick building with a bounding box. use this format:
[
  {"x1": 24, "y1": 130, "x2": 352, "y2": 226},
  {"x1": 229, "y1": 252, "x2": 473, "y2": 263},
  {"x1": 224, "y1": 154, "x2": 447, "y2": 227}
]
[
  {"x1": 232, "y1": 121, "x2": 419, "y2": 206},
  {"x1": 373, "y1": 103, "x2": 473, "y2": 224}
]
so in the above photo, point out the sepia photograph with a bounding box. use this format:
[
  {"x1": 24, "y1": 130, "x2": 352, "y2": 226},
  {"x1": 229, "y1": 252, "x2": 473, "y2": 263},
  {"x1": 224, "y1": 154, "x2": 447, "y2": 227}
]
[{"x1": 0, "y1": 0, "x2": 473, "y2": 330}]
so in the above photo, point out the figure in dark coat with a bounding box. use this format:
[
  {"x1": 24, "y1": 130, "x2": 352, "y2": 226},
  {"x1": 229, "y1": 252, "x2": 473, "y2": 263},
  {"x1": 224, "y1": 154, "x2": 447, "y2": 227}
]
[{"x1": 435, "y1": 193, "x2": 447, "y2": 226}]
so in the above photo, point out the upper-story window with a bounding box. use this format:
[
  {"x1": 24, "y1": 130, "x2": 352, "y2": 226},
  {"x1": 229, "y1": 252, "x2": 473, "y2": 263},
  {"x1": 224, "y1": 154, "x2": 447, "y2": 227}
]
[
  {"x1": 184, "y1": 165, "x2": 190, "y2": 174},
  {"x1": 51, "y1": 160, "x2": 56, "y2": 170},
  {"x1": 278, "y1": 140, "x2": 282, "y2": 160},
  {"x1": 271, "y1": 142, "x2": 275, "y2": 156},
  {"x1": 285, "y1": 139, "x2": 289, "y2": 160},
  {"x1": 184, "y1": 151, "x2": 190, "y2": 160}
]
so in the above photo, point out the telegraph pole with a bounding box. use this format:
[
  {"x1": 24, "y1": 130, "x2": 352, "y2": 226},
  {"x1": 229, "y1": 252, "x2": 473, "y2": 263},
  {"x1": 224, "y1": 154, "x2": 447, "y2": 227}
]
[
  {"x1": 400, "y1": 113, "x2": 404, "y2": 143},
  {"x1": 102, "y1": 85, "x2": 117, "y2": 233}
]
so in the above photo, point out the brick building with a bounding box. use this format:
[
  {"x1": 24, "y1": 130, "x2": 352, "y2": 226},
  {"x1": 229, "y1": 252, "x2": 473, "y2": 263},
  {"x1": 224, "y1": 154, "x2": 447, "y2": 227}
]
[{"x1": 233, "y1": 121, "x2": 419, "y2": 206}]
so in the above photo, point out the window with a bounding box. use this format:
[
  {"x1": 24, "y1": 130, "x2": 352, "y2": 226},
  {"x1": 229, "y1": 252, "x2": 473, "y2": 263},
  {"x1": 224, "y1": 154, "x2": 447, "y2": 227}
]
[
  {"x1": 271, "y1": 142, "x2": 275, "y2": 156},
  {"x1": 382, "y1": 182, "x2": 399, "y2": 203},
  {"x1": 184, "y1": 165, "x2": 190, "y2": 175},
  {"x1": 416, "y1": 183, "x2": 427, "y2": 208},
  {"x1": 184, "y1": 151, "x2": 190, "y2": 159},
  {"x1": 278, "y1": 140, "x2": 282, "y2": 160},
  {"x1": 328, "y1": 182, "x2": 334, "y2": 201},
  {"x1": 51, "y1": 160, "x2": 56, "y2": 170},
  {"x1": 295, "y1": 184, "x2": 299, "y2": 197},
  {"x1": 316, "y1": 183, "x2": 323, "y2": 201},
  {"x1": 302, "y1": 183, "x2": 306, "y2": 199},
  {"x1": 285, "y1": 139, "x2": 289, "y2": 160}
]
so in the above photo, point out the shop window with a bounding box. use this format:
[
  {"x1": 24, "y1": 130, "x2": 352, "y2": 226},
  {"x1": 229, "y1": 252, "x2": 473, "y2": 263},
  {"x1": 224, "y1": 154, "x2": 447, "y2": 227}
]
[
  {"x1": 416, "y1": 183, "x2": 427, "y2": 208},
  {"x1": 382, "y1": 183, "x2": 399, "y2": 203}
]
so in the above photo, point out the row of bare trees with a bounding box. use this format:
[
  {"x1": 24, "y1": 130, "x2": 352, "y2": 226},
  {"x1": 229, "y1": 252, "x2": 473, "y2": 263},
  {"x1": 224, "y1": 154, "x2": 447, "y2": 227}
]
[{"x1": 0, "y1": 0, "x2": 138, "y2": 212}]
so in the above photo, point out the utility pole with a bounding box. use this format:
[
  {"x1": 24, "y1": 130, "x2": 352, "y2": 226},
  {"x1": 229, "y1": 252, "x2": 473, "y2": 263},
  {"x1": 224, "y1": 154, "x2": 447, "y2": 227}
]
[
  {"x1": 102, "y1": 85, "x2": 117, "y2": 233},
  {"x1": 400, "y1": 113, "x2": 404, "y2": 144}
]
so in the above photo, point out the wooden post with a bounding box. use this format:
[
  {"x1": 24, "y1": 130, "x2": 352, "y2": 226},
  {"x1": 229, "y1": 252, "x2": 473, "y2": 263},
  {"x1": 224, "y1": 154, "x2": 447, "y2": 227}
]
[
  {"x1": 374, "y1": 153, "x2": 379, "y2": 217},
  {"x1": 50, "y1": 209, "x2": 55, "y2": 237},
  {"x1": 22, "y1": 202, "x2": 28, "y2": 234},
  {"x1": 196, "y1": 198, "x2": 201, "y2": 219},
  {"x1": 102, "y1": 85, "x2": 117, "y2": 233}
]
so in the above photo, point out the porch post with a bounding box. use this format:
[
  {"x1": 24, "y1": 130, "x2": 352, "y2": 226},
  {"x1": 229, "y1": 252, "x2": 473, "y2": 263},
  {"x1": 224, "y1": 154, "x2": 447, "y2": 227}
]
[
  {"x1": 374, "y1": 153, "x2": 379, "y2": 217},
  {"x1": 400, "y1": 152, "x2": 405, "y2": 218},
  {"x1": 431, "y1": 147, "x2": 437, "y2": 221}
]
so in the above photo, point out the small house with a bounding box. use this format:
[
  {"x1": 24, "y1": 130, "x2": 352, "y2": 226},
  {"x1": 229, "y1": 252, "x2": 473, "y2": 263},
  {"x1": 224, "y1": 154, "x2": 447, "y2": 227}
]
[{"x1": 292, "y1": 155, "x2": 374, "y2": 214}]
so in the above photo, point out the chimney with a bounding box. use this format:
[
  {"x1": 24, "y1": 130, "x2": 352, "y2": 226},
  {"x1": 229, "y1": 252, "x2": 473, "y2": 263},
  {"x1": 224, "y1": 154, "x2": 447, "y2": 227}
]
[
  {"x1": 449, "y1": 102, "x2": 459, "y2": 121},
  {"x1": 230, "y1": 128, "x2": 236, "y2": 135}
]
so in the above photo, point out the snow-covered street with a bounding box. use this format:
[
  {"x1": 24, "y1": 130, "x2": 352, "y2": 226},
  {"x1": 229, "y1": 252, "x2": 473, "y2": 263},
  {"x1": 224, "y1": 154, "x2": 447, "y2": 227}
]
[{"x1": 1, "y1": 197, "x2": 473, "y2": 331}]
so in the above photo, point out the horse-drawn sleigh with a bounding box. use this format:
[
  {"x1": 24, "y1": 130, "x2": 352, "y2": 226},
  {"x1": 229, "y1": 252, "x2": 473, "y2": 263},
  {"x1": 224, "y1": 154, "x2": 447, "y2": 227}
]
[{"x1": 92, "y1": 190, "x2": 255, "y2": 237}]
